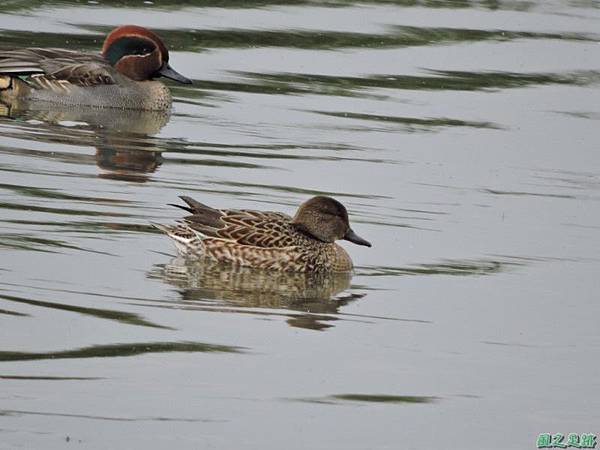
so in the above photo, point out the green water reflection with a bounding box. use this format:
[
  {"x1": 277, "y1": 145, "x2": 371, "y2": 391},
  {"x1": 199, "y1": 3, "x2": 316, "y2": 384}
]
[
  {"x1": 0, "y1": 293, "x2": 172, "y2": 329},
  {"x1": 0, "y1": 341, "x2": 242, "y2": 362},
  {"x1": 293, "y1": 393, "x2": 438, "y2": 404}
]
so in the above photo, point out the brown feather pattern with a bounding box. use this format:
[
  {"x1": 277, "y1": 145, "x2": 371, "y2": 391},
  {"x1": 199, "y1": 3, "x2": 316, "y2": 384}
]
[
  {"x1": 155, "y1": 198, "x2": 354, "y2": 273},
  {"x1": 0, "y1": 48, "x2": 116, "y2": 87}
]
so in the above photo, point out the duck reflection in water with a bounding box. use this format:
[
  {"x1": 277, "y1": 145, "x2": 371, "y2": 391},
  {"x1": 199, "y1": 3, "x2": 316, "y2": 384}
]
[
  {"x1": 0, "y1": 99, "x2": 169, "y2": 182},
  {"x1": 149, "y1": 258, "x2": 365, "y2": 331}
]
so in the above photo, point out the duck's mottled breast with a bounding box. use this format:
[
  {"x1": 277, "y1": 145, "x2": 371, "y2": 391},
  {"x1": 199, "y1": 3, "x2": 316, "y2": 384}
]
[
  {"x1": 317, "y1": 243, "x2": 353, "y2": 272},
  {"x1": 291, "y1": 231, "x2": 353, "y2": 272}
]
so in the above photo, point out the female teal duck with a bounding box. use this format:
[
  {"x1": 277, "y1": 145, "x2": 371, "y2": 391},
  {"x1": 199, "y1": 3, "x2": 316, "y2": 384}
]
[
  {"x1": 0, "y1": 25, "x2": 191, "y2": 110},
  {"x1": 155, "y1": 196, "x2": 372, "y2": 273}
]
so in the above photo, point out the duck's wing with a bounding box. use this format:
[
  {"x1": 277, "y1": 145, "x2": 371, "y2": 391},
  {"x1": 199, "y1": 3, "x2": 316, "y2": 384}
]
[
  {"x1": 0, "y1": 48, "x2": 117, "y2": 86},
  {"x1": 173, "y1": 196, "x2": 297, "y2": 248}
]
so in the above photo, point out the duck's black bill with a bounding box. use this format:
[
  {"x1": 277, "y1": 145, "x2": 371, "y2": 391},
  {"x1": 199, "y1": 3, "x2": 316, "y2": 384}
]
[
  {"x1": 344, "y1": 229, "x2": 372, "y2": 247},
  {"x1": 158, "y1": 64, "x2": 192, "y2": 84}
]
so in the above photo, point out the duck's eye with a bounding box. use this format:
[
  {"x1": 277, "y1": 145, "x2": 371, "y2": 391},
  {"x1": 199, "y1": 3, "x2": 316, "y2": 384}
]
[{"x1": 133, "y1": 47, "x2": 153, "y2": 56}]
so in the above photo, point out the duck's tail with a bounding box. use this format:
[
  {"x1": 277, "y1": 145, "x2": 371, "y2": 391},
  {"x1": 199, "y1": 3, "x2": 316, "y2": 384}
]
[{"x1": 152, "y1": 222, "x2": 206, "y2": 256}]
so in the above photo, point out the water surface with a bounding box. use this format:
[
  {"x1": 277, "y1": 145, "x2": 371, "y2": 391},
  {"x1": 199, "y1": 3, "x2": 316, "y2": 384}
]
[{"x1": 1, "y1": 1, "x2": 599, "y2": 449}]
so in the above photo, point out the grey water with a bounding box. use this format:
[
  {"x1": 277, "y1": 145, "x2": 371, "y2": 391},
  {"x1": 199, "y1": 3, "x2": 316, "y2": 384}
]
[{"x1": 1, "y1": 1, "x2": 599, "y2": 449}]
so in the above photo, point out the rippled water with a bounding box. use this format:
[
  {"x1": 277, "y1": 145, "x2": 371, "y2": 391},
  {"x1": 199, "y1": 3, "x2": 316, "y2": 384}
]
[{"x1": 1, "y1": 1, "x2": 599, "y2": 449}]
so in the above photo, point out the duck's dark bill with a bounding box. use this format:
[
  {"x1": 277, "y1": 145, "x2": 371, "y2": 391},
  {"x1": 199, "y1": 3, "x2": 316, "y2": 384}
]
[
  {"x1": 344, "y1": 229, "x2": 372, "y2": 247},
  {"x1": 158, "y1": 63, "x2": 192, "y2": 84}
]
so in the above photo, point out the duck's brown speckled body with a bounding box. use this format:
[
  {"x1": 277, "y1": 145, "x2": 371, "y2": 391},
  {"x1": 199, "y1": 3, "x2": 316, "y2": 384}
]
[{"x1": 154, "y1": 196, "x2": 371, "y2": 273}]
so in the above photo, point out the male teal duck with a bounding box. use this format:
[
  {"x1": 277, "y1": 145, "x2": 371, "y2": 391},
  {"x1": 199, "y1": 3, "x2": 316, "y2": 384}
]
[
  {"x1": 0, "y1": 25, "x2": 191, "y2": 110},
  {"x1": 155, "y1": 196, "x2": 372, "y2": 273}
]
